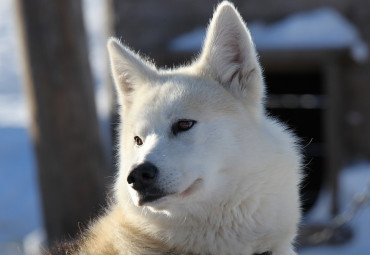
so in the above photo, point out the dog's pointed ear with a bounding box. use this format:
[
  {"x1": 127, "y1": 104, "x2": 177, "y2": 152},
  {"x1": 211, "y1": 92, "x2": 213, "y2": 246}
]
[
  {"x1": 197, "y1": 1, "x2": 264, "y2": 117},
  {"x1": 107, "y1": 38, "x2": 157, "y2": 106}
]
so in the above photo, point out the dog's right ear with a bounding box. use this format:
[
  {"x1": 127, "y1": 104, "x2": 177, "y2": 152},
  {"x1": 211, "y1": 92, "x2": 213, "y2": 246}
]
[
  {"x1": 107, "y1": 38, "x2": 157, "y2": 106},
  {"x1": 196, "y1": 1, "x2": 264, "y2": 120}
]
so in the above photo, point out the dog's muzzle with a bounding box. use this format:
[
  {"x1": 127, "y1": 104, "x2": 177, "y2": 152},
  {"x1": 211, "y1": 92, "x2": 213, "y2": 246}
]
[{"x1": 127, "y1": 161, "x2": 165, "y2": 205}]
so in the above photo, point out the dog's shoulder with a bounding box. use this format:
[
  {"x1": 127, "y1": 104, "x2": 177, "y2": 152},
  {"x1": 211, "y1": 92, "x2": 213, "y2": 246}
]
[
  {"x1": 47, "y1": 205, "x2": 184, "y2": 255},
  {"x1": 46, "y1": 207, "x2": 121, "y2": 255}
]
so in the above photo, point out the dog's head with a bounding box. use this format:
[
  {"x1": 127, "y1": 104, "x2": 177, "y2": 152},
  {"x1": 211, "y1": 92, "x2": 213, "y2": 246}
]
[{"x1": 108, "y1": 2, "x2": 266, "y2": 214}]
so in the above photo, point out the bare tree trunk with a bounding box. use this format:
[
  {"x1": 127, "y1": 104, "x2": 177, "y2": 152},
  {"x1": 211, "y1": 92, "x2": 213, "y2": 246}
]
[{"x1": 16, "y1": 0, "x2": 110, "y2": 245}]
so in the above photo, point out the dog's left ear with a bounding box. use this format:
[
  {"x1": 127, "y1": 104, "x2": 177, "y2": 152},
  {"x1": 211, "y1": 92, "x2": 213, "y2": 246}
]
[
  {"x1": 107, "y1": 38, "x2": 157, "y2": 107},
  {"x1": 197, "y1": 1, "x2": 264, "y2": 117}
]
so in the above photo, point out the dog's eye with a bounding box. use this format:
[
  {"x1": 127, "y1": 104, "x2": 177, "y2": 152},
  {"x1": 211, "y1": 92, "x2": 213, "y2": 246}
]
[
  {"x1": 172, "y1": 119, "x2": 197, "y2": 136},
  {"x1": 134, "y1": 136, "x2": 143, "y2": 146}
]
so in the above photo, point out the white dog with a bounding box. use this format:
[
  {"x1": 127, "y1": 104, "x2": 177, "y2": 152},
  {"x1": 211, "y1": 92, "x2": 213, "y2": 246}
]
[{"x1": 53, "y1": 1, "x2": 301, "y2": 255}]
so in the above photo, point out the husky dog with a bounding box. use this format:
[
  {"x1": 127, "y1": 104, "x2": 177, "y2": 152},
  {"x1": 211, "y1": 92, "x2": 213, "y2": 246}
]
[{"x1": 52, "y1": 1, "x2": 301, "y2": 254}]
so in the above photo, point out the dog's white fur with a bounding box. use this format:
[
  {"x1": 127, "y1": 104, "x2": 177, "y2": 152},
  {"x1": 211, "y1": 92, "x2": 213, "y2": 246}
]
[{"x1": 65, "y1": 2, "x2": 301, "y2": 255}]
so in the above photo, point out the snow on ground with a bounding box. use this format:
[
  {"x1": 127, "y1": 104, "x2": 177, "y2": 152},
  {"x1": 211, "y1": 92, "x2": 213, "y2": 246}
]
[
  {"x1": 0, "y1": 0, "x2": 369, "y2": 254},
  {"x1": 0, "y1": 128, "x2": 41, "y2": 254},
  {"x1": 0, "y1": 0, "x2": 28, "y2": 128},
  {"x1": 300, "y1": 162, "x2": 370, "y2": 254}
]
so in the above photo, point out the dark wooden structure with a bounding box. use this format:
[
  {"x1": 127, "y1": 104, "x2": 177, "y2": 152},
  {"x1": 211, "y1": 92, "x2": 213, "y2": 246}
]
[{"x1": 260, "y1": 49, "x2": 352, "y2": 214}]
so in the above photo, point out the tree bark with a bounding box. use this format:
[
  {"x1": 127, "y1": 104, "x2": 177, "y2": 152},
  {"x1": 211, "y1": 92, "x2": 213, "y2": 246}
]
[{"x1": 16, "y1": 0, "x2": 110, "y2": 245}]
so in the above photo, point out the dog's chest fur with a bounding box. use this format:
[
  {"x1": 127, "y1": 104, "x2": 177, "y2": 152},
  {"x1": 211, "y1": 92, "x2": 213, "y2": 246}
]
[{"x1": 57, "y1": 206, "x2": 273, "y2": 255}]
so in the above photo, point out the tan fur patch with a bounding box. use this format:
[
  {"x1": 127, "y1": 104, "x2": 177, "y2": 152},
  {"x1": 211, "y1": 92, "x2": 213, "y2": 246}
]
[{"x1": 48, "y1": 206, "x2": 192, "y2": 255}]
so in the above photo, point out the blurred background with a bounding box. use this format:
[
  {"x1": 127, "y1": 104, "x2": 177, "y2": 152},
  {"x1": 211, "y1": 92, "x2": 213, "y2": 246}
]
[{"x1": 1, "y1": 0, "x2": 370, "y2": 254}]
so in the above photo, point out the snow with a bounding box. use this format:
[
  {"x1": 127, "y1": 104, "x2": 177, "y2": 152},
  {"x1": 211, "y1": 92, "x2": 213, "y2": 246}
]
[
  {"x1": 0, "y1": 94, "x2": 29, "y2": 128},
  {"x1": 301, "y1": 162, "x2": 370, "y2": 254},
  {"x1": 169, "y1": 7, "x2": 369, "y2": 62},
  {"x1": 0, "y1": 0, "x2": 369, "y2": 254},
  {"x1": 169, "y1": 28, "x2": 205, "y2": 54},
  {"x1": 0, "y1": 128, "x2": 42, "y2": 254},
  {"x1": 0, "y1": 0, "x2": 27, "y2": 128}
]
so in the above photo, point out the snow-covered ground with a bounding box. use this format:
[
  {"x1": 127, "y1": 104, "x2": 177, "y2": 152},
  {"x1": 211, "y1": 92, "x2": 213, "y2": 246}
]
[
  {"x1": 301, "y1": 162, "x2": 370, "y2": 254},
  {"x1": 0, "y1": 0, "x2": 369, "y2": 254}
]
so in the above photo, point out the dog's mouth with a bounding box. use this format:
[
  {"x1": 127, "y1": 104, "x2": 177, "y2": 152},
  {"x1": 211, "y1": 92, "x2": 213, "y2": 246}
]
[
  {"x1": 138, "y1": 192, "x2": 166, "y2": 206},
  {"x1": 137, "y1": 179, "x2": 203, "y2": 206},
  {"x1": 135, "y1": 185, "x2": 170, "y2": 206},
  {"x1": 179, "y1": 178, "x2": 203, "y2": 197}
]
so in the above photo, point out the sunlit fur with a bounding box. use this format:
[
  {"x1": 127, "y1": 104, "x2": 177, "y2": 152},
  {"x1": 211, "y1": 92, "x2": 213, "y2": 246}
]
[{"x1": 61, "y1": 2, "x2": 301, "y2": 255}]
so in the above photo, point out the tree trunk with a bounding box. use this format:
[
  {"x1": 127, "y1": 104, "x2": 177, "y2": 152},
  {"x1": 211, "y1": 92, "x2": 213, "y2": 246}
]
[{"x1": 16, "y1": 0, "x2": 110, "y2": 245}]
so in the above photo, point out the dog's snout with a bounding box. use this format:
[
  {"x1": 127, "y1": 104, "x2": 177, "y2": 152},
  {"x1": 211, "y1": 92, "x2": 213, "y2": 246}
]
[{"x1": 127, "y1": 162, "x2": 158, "y2": 191}]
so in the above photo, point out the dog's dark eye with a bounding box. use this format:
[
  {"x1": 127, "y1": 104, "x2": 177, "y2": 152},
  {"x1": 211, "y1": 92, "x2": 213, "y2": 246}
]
[
  {"x1": 171, "y1": 119, "x2": 197, "y2": 136},
  {"x1": 134, "y1": 136, "x2": 143, "y2": 146}
]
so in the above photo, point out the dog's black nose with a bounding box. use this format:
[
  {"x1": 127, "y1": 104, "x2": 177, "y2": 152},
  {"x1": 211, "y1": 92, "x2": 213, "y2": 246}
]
[{"x1": 127, "y1": 162, "x2": 158, "y2": 191}]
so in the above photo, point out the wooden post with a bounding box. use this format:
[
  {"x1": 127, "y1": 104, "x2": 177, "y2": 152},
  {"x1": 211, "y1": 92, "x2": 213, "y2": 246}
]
[
  {"x1": 323, "y1": 59, "x2": 346, "y2": 216},
  {"x1": 16, "y1": 0, "x2": 110, "y2": 245}
]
